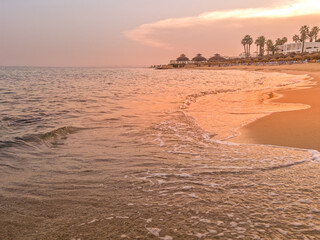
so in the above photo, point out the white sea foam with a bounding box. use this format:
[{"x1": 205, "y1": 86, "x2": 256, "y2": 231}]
[
  {"x1": 199, "y1": 218, "x2": 211, "y2": 223},
  {"x1": 87, "y1": 219, "x2": 98, "y2": 224},
  {"x1": 182, "y1": 186, "x2": 193, "y2": 190},
  {"x1": 309, "y1": 149, "x2": 320, "y2": 162},
  {"x1": 194, "y1": 232, "x2": 208, "y2": 238},
  {"x1": 188, "y1": 193, "x2": 199, "y2": 199},
  {"x1": 153, "y1": 137, "x2": 164, "y2": 146},
  {"x1": 159, "y1": 236, "x2": 173, "y2": 240},
  {"x1": 277, "y1": 228, "x2": 288, "y2": 235},
  {"x1": 146, "y1": 227, "x2": 161, "y2": 237}
]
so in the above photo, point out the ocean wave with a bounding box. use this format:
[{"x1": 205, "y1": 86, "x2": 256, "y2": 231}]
[
  {"x1": 22, "y1": 126, "x2": 82, "y2": 141},
  {"x1": 0, "y1": 163, "x2": 21, "y2": 170},
  {"x1": 180, "y1": 89, "x2": 238, "y2": 110},
  {"x1": 1, "y1": 116, "x2": 44, "y2": 128},
  {"x1": 0, "y1": 140, "x2": 18, "y2": 149},
  {"x1": 196, "y1": 159, "x2": 309, "y2": 175},
  {"x1": 0, "y1": 126, "x2": 83, "y2": 149},
  {"x1": 38, "y1": 126, "x2": 82, "y2": 140}
]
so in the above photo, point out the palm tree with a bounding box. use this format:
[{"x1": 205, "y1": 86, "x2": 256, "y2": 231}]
[
  {"x1": 241, "y1": 38, "x2": 247, "y2": 56},
  {"x1": 245, "y1": 35, "x2": 253, "y2": 57},
  {"x1": 275, "y1": 38, "x2": 283, "y2": 46},
  {"x1": 300, "y1": 25, "x2": 309, "y2": 53},
  {"x1": 272, "y1": 36, "x2": 288, "y2": 54},
  {"x1": 266, "y1": 39, "x2": 279, "y2": 55},
  {"x1": 255, "y1": 36, "x2": 266, "y2": 56},
  {"x1": 308, "y1": 32, "x2": 314, "y2": 42},
  {"x1": 269, "y1": 45, "x2": 278, "y2": 55},
  {"x1": 311, "y1": 26, "x2": 319, "y2": 42},
  {"x1": 293, "y1": 34, "x2": 300, "y2": 43},
  {"x1": 266, "y1": 40, "x2": 274, "y2": 55},
  {"x1": 281, "y1": 37, "x2": 288, "y2": 44},
  {"x1": 255, "y1": 38, "x2": 260, "y2": 55},
  {"x1": 241, "y1": 35, "x2": 253, "y2": 58}
]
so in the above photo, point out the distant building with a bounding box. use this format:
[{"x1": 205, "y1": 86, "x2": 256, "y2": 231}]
[
  {"x1": 278, "y1": 42, "x2": 320, "y2": 54},
  {"x1": 238, "y1": 51, "x2": 258, "y2": 58},
  {"x1": 238, "y1": 52, "x2": 246, "y2": 58}
]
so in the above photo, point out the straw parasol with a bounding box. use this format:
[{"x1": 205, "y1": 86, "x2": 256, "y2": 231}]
[
  {"x1": 176, "y1": 54, "x2": 190, "y2": 62},
  {"x1": 208, "y1": 53, "x2": 226, "y2": 62},
  {"x1": 192, "y1": 54, "x2": 207, "y2": 62}
]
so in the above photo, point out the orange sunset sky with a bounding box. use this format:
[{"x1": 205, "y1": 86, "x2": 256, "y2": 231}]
[{"x1": 1, "y1": 0, "x2": 320, "y2": 67}]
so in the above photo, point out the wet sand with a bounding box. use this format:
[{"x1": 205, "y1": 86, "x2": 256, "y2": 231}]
[{"x1": 215, "y1": 63, "x2": 320, "y2": 151}]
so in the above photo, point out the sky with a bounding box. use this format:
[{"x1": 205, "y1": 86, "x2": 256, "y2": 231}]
[{"x1": 1, "y1": 0, "x2": 320, "y2": 67}]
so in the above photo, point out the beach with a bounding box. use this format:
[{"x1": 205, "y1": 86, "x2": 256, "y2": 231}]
[{"x1": 209, "y1": 63, "x2": 320, "y2": 151}]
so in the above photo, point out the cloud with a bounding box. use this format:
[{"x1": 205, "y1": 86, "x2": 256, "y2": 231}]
[{"x1": 124, "y1": 0, "x2": 320, "y2": 48}]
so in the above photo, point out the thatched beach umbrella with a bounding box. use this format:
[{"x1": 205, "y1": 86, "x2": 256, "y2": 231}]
[
  {"x1": 192, "y1": 54, "x2": 207, "y2": 62},
  {"x1": 176, "y1": 54, "x2": 190, "y2": 62},
  {"x1": 208, "y1": 53, "x2": 226, "y2": 62}
]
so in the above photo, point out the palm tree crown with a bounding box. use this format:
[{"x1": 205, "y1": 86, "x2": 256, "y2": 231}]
[
  {"x1": 292, "y1": 35, "x2": 300, "y2": 43},
  {"x1": 311, "y1": 26, "x2": 319, "y2": 42},
  {"x1": 281, "y1": 37, "x2": 288, "y2": 44},
  {"x1": 255, "y1": 36, "x2": 266, "y2": 56},
  {"x1": 300, "y1": 25, "x2": 309, "y2": 53}
]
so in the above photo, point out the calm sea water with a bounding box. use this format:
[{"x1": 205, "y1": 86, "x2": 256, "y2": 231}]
[{"x1": 0, "y1": 67, "x2": 319, "y2": 239}]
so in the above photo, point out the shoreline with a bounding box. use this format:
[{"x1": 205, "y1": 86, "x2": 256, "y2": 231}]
[{"x1": 207, "y1": 63, "x2": 320, "y2": 151}]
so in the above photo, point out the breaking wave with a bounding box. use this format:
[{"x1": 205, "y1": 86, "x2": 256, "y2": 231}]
[{"x1": 0, "y1": 126, "x2": 83, "y2": 148}]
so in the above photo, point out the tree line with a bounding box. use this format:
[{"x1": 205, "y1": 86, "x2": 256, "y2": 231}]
[{"x1": 241, "y1": 25, "x2": 320, "y2": 57}]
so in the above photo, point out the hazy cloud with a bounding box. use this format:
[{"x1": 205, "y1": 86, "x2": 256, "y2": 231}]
[{"x1": 124, "y1": 0, "x2": 320, "y2": 48}]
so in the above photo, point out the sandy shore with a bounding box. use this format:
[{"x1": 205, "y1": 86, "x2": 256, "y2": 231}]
[{"x1": 204, "y1": 63, "x2": 320, "y2": 151}]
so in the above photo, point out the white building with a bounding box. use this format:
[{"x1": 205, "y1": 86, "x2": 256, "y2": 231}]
[
  {"x1": 278, "y1": 42, "x2": 320, "y2": 54},
  {"x1": 238, "y1": 51, "x2": 258, "y2": 58},
  {"x1": 238, "y1": 52, "x2": 246, "y2": 58}
]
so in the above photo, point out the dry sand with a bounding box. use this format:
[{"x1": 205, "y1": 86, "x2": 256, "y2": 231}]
[{"x1": 208, "y1": 63, "x2": 320, "y2": 151}]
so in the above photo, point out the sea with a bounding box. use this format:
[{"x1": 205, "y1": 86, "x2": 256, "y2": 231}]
[{"x1": 0, "y1": 67, "x2": 320, "y2": 239}]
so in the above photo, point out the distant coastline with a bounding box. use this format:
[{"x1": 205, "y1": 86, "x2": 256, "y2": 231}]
[
  {"x1": 153, "y1": 25, "x2": 320, "y2": 70},
  {"x1": 152, "y1": 53, "x2": 320, "y2": 70}
]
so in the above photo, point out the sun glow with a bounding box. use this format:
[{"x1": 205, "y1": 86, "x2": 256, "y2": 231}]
[{"x1": 124, "y1": 0, "x2": 320, "y2": 48}]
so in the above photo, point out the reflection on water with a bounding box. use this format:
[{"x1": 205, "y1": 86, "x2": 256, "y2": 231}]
[{"x1": 0, "y1": 67, "x2": 319, "y2": 239}]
